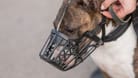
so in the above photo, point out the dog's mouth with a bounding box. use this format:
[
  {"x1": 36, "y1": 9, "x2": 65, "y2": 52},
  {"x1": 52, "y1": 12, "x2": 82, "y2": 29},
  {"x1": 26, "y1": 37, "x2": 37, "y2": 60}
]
[
  {"x1": 46, "y1": 32, "x2": 77, "y2": 69},
  {"x1": 50, "y1": 45, "x2": 76, "y2": 70}
]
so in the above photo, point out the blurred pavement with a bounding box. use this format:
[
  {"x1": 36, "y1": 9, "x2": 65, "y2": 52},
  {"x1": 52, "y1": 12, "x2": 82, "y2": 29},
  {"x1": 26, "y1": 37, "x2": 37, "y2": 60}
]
[{"x1": 0, "y1": 0, "x2": 97, "y2": 78}]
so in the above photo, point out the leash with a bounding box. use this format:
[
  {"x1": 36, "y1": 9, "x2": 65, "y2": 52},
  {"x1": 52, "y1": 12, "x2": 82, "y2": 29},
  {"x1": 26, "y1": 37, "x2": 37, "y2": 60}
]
[
  {"x1": 84, "y1": 5, "x2": 132, "y2": 47},
  {"x1": 132, "y1": 5, "x2": 138, "y2": 38},
  {"x1": 102, "y1": 6, "x2": 132, "y2": 42}
]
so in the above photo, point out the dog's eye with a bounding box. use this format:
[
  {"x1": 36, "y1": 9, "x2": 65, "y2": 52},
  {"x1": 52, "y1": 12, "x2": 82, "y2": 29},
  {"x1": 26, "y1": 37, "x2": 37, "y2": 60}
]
[{"x1": 65, "y1": 27, "x2": 74, "y2": 33}]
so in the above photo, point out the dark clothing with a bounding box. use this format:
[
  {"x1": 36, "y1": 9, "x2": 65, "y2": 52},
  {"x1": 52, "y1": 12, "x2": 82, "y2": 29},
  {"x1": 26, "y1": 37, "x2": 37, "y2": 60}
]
[{"x1": 133, "y1": 5, "x2": 138, "y2": 37}]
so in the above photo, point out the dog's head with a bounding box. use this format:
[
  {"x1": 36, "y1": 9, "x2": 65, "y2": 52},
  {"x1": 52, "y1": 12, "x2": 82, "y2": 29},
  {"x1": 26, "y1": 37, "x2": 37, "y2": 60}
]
[
  {"x1": 54, "y1": 0, "x2": 104, "y2": 39},
  {"x1": 40, "y1": 0, "x2": 106, "y2": 70}
]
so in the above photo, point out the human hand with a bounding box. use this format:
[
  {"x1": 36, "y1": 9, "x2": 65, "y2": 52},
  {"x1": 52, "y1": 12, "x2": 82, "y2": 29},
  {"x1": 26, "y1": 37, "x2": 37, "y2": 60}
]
[{"x1": 101, "y1": 0, "x2": 137, "y2": 19}]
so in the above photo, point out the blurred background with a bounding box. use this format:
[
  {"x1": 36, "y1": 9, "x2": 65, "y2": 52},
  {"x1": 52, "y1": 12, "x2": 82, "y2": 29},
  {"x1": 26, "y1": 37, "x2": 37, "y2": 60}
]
[{"x1": 0, "y1": 0, "x2": 98, "y2": 78}]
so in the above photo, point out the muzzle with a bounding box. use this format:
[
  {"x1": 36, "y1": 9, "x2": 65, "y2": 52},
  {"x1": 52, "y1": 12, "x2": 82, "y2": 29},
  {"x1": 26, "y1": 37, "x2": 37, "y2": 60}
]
[{"x1": 39, "y1": 28, "x2": 104, "y2": 71}]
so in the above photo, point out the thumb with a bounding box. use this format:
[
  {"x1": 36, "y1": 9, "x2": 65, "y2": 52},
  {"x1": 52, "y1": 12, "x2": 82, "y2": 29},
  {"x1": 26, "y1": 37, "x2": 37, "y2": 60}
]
[{"x1": 101, "y1": 0, "x2": 116, "y2": 10}]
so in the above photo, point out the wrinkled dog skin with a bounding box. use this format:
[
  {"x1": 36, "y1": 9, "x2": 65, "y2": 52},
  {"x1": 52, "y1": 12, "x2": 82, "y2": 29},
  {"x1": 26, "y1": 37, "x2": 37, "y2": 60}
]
[{"x1": 54, "y1": 0, "x2": 104, "y2": 39}]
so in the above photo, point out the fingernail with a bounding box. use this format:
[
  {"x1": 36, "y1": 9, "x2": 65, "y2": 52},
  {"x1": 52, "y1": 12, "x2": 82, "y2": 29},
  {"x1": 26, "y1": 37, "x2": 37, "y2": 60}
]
[{"x1": 101, "y1": 5, "x2": 105, "y2": 10}]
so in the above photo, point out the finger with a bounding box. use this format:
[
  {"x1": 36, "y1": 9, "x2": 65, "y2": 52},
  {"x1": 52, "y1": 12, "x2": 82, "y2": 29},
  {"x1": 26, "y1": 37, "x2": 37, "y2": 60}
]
[
  {"x1": 101, "y1": 0, "x2": 116, "y2": 10},
  {"x1": 101, "y1": 11, "x2": 112, "y2": 18},
  {"x1": 101, "y1": 5, "x2": 118, "y2": 19},
  {"x1": 112, "y1": 4, "x2": 126, "y2": 18},
  {"x1": 113, "y1": 4, "x2": 129, "y2": 18}
]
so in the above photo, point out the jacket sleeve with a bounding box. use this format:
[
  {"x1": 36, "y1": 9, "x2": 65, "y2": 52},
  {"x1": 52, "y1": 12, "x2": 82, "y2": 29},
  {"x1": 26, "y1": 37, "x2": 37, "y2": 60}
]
[{"x1": 132, "y1": 5, "x2": 138, "y2": 38}]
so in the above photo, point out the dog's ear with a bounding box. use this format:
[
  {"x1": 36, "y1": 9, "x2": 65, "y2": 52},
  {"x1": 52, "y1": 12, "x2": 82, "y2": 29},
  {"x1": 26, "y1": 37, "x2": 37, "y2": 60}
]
[{"x1": 83, "y1": 0, "x2": 104, "y2": 11}]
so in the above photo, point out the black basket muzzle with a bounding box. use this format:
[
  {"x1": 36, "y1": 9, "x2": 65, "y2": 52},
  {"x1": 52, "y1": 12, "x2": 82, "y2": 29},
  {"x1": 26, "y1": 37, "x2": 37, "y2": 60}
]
[{"x1": 39, "y1": 29, "x2": 100, "y2": 71}]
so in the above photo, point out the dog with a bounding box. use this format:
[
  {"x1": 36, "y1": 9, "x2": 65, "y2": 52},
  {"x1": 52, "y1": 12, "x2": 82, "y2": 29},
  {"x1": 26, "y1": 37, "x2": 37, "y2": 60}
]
[{"x1": 54, "y1": 0, "x2": 138, "y2": 78}]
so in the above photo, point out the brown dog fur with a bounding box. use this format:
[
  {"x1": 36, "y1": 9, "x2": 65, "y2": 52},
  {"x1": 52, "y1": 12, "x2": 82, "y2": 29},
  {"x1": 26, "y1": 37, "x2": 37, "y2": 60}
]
[{"x1": 54, "y1": 0, "x2": 104, "y2": 39}]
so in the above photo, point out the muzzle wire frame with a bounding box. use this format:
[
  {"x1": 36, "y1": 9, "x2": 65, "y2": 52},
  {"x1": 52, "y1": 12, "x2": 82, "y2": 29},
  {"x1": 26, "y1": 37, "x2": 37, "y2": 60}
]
[{"x1": 40, "y1": 29, "x2": 98, "y2": 71}]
